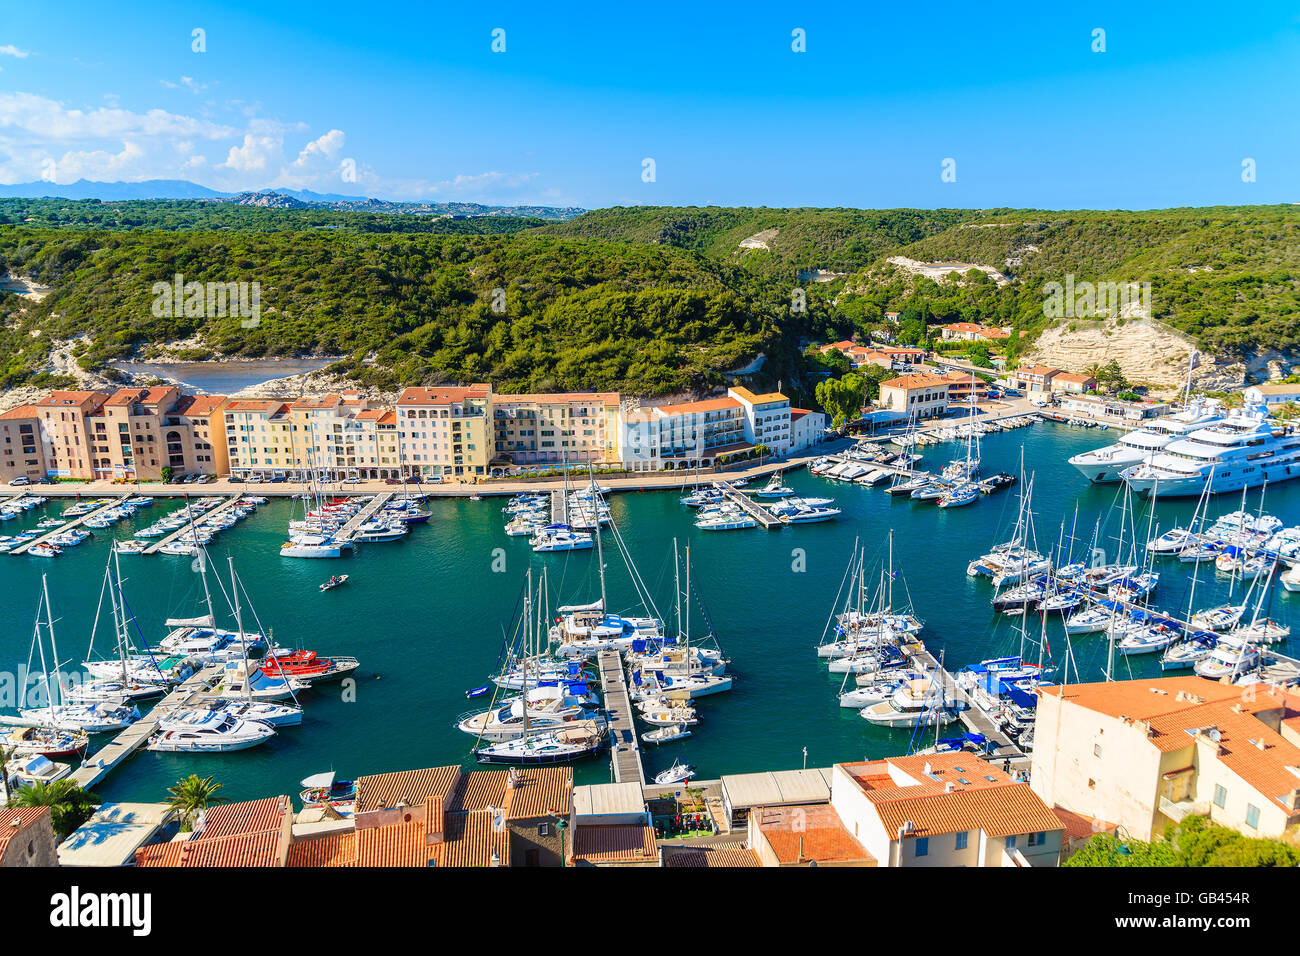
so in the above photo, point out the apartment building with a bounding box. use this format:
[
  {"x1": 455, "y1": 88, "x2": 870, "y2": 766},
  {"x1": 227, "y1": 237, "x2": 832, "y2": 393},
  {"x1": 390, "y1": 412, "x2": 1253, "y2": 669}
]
[
  {"x1": 224, "y1": 400, "x2": 294, "y2": 477},
  {"x1": 35, "y1": 390, "x2": 108, "y2": 479},
  {"x1": 395, "y1": 385, "x2": 493, "y2": 478},
  {"x1": 730, "y1": 387, "x2": 793, "y2": 454},
  {"x1": 0, "y1": 405, "x2": 48, "y2": 482},
  {"x1": 878, "y1": 373, "x2": 950, "y2": 421},
  {"x1": 634, "y1": 396, "x2": 749, "y2": 471},
  {"x1": 83, "y1": 386, "x2": 229, "y2": 480},
  {"x1": 1033, "y1": 677, "x2": 1300, "y2": 842},
  {"x1": 939, "y1": 371, "x2": 991, "y2": 404},
  {"x1": 1049, "y1": 372, "x2": 1097, "y2": 395},
  {"x1": 491, "y1": 392, "x2": 621, "y2": 473},
  {"x1": 1008, "y1": 366, "x2": 1061, "y2": 394}
]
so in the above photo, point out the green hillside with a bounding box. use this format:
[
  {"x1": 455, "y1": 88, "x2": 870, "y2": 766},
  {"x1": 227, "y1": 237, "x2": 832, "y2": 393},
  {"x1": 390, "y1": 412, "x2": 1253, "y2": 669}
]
[{"x1": 1, "y1": 202, "x2": 1298, "y2": 403}]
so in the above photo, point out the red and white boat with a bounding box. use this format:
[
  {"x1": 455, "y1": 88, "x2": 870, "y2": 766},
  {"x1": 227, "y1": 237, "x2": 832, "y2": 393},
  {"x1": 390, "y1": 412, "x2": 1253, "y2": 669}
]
[
  {"x1": 261, "y1": 649, "x2": 359, "y2": 683},
  {"x1": 4, "y1": 726, "x2": 89, "y2": 760}
]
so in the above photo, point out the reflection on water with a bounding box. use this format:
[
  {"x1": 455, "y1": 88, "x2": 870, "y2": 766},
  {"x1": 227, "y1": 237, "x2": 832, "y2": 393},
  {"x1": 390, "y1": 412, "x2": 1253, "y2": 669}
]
[{"x1": 113, "y1": 358, "x2": 337, "y2": 393}]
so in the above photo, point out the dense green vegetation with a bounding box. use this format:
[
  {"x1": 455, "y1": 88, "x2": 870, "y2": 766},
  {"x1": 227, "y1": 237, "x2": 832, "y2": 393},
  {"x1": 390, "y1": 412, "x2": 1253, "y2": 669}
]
[
  {"x1": 1, "y1": 201, "x2": 1298, "y2": 402},
  {"x1": 1065, "y1": 815, "x2": 1300, "y2": 867},
  {"x1": 0, "y1": 198, "x2": 545, "y2": 235}
]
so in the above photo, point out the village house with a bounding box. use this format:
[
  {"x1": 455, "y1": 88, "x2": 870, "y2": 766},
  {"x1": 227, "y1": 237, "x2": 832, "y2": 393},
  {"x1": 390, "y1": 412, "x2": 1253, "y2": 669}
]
[
  {"x1": 1244, "y1": 383, "x2": 1300, "y2": 408},
  {"x1": 1032, "y1": 677, "x2": 1300, "y2": 842},
  {"x1": 877, "y1": 373, "x2": 951, "y2": 420},
  {"x1": 939, "y1": 322, "x2": 1012, "y2": 344}
]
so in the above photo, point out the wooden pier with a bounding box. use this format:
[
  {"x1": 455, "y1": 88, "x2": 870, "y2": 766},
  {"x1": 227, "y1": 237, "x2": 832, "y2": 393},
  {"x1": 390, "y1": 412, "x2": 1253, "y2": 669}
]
[
  {"x1": 598, "y1": 649, "x2": 645, "y2": 786},
  {"x1": 713, "y1": 481, "x2": 781, "y2": 529},
  {"x1": 9, "y1": 493, "x2": 134, "y2": 555},
  {"x1": 550, "y1": 489, "x2": 569, "y2": 525},
  {"x1": 143, "y1": 495, "x2": 245, "y2": 555},
  {"x1": 334, "y1": 493, "x2": 394, "y2": 542},
  {"x1": 901, "y1": 638, "x2": 1029, "y2": 768},
  {"x1": 68, "y1": 663, "x2": 227, "y2": 789}
]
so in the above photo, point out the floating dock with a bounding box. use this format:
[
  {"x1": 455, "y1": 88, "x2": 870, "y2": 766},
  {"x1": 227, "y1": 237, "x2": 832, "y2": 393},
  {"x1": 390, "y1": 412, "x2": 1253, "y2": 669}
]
[
  {"x1": 598, "y1": 649, "x2": 645, "y2": 786},
  {"x1": 550, "y1": 489, "x2": 569, "y2": 526},
  {"x1": 900, "y1": 639, "x2": 1028, "y2": 768},
  {"x1": 68, "y1": 662, "x2": 227, "y2": 789},
  {"x1": 334, "y1": 492, "x2": 394, "y2": 542},
  {"x1": 143, "y1": 495, "x2": 246, "y2": 555},
  {"x1": 714, "y1": 481, "x2": 781, "y2": 529},
  {"x1": 9, "y1": 493, "x2": 134, "y2": 555}
]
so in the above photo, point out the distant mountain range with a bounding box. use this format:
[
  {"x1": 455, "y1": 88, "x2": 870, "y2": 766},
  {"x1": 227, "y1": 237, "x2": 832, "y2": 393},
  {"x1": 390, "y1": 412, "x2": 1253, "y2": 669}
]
[{"x1": 0, "y1": 179, "x2": 584, "y2": 220}]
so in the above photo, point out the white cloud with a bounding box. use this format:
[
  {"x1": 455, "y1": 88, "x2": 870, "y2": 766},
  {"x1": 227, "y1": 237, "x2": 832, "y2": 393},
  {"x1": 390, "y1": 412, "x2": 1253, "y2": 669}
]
[
  {"x1": 0, "y1": 45, "x2": 30, "y2": 58},
  {"x1": 0, "y1": 91, "x2": 235, "y2": 140},
  {"x1": 292, "y1": 128, "x2": 344, "y2": 167}
]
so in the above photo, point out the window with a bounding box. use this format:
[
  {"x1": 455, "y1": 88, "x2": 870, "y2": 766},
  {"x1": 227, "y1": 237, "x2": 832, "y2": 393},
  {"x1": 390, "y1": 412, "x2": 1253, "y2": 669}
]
[
  {"x1": 955, "y1": 831, "x2": 968, "y2": 851},
  {"x1": 1093, "y1": 743, "x2": 1103, "y2": 758},
  {"x1": 1005, "y1": 835, "x2": 1017, "y2": 849},
  {"x1": 1245, "y1": 804, "x2": 1260, "y2": 829},
  {"x1": 1028, "y1": 831, "x2": 1046, "y2": 847},
  {"x1": 914, "y1": 837, "x2": 929, "y2": 857},
  {"x1": 1213, "y1": 784, "x2": 1227, "y2": 809}
]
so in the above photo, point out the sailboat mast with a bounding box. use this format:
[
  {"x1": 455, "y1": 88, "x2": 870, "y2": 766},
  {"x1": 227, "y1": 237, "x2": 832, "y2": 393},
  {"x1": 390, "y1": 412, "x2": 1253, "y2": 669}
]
[
  {"x1": 42, "y1": 574, "x2": 63, "y2": 709},
  {"x1": 112, "y1": 549, "x2": 129, "y2": 680},
  {"x1": 34, "y1": 586, "x2": 55, "y2": 717},
  {"x1": 229, "y1": 557, "x2": 252, "y2": 702}
]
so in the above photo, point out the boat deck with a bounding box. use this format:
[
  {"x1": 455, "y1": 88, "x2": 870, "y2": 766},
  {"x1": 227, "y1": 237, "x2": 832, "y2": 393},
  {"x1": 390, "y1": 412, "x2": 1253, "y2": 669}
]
[
  {"x1": 142, "y1": 494, "x2": 248, "y2": 555},
  {"x1": 598, "y1": 649, "x2": 645, "y2": 787},
  {"x1": 334, "y1": 493, "x2": 395, "y2": 542},
  {"x1": 713, "y1": 481, "x2": 781, "y2": 529},
  {"x1": 9, "y1": 493, "x2": 135, "y2": 555},
  {"x1": 67, "y1": 663, "x2": 227, "y2": 789}
]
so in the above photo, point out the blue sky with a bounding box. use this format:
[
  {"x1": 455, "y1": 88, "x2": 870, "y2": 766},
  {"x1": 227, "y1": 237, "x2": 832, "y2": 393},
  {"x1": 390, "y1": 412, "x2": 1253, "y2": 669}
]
[{"x1": 1, "y1": 1, "x2": 1298, "y2": 208}]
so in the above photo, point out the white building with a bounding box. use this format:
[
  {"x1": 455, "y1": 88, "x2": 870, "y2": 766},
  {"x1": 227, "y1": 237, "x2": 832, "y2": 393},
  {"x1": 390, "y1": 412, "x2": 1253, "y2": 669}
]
[{"x1": 1244, "y1": 383, "x2": 1300, "y2": 408}]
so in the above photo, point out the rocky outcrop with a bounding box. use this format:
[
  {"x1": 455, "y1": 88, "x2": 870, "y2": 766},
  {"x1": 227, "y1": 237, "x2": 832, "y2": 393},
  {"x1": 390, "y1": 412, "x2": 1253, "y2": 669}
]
[{"x1": 1023, "y1": 317, "x2": 1299, "y2": 395}]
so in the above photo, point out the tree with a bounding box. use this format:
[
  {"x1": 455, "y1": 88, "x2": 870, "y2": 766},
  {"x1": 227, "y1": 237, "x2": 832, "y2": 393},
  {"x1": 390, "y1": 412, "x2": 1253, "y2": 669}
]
[
  {"x1": 815, "y1": 373, "x2": 867, "y2": 427},
  {"x1": 166, "y1": 774, "x2": 227, "y2": 831},
  {"x1": 1272, "y1": 401, "x2": 1300, "y2": 420},
  {"x1": 1065, "y1": 815, "x2": 1300, "y2": 867},
  {"x1": 7, "y1": 779, "x2": 100, "y2": 840},
  {"x1": 1094, "y1": 359, "x2": 1129, "y2": 394},
  {"x1": 160, "y1": 466, "x2": 174, "y2": 482}
]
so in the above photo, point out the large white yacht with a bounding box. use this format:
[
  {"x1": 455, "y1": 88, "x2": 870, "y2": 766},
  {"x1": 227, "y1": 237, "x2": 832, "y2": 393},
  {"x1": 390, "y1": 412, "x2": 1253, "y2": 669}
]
[
  {"x1": 1068, "y1": 399, "x2": 1226, "y2": 482},
  {"x1": 1121, "y1": 403, "x2": 1300, "y2": 497}
]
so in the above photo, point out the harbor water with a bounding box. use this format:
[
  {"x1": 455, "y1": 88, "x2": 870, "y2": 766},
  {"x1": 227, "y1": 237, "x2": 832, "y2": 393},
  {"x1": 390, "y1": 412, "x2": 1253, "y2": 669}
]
[{"x1": 1, "y1": 423, "x2": 1296, "y2": 803}]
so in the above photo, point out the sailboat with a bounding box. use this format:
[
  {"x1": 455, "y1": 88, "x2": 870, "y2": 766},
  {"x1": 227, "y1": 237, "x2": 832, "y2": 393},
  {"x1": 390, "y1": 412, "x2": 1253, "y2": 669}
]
[
  {"x1": 66, "y1": 553, "x2": 172, "y2": 705},
  {"x1": 630, "y1": 542, "x2": 732, "y2": 699},
  {"x1": 551, "y1": 472, "x2": 664, "y2": 656},
  {"x1": 12, "y1": 577, "x2": 140, "y2": 734}
]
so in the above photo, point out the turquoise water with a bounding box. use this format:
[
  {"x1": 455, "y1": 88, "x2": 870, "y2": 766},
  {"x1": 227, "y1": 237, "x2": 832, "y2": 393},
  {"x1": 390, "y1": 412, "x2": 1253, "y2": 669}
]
[{"x1": 1, "y1": 424, "x2": 1296, "y2": 803}]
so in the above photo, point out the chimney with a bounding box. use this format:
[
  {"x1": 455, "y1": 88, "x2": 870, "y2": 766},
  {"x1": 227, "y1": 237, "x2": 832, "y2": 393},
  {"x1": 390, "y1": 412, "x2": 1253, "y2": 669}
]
[
  {"x1": 923, "y1": 762, "x2": 932, "y2": 775},
  {"x1": 508, "y1": 767, "x2": 520, "y2": 789},
  {"x1": 944, "y1": 781, "x2": 955, "y2": 793}
]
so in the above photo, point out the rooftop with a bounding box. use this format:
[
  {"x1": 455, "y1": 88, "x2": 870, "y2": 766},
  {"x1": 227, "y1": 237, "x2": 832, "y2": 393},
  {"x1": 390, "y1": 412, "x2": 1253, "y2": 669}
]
[
  {"x1": 569, "y1": 825, "x2": 658, "y2": 865},
  {"x1": 58, "y1": 802, "x2": 176, "y2": 868},
  {"x1": 653, "y1": 397, "x2": 742, "y2": 417},
  {"x1": 881, "y1": 373, "x2": 951, "y2": 390},
  {"x1": 662, "y1": 844, "x2": 762, "y2": 867},
  {"x1": 396, "y1": 385, "x2": 491, "y2": 405},
  {"x1": 752, "y1": 803, "x2": 875, "y2": 865}
]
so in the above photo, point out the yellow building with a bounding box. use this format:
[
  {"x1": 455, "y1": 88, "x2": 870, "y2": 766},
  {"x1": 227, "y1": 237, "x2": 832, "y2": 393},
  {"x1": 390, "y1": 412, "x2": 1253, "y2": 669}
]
[
  {"x1": 223, "y1": 400, "x2": 294, "y2": 477},
  {"x1": 36, "y1": 390, "x2": 109, "y2": 479},
  {"x1": 1032, "y1": 676, "x2": 1300, "y2": 842},
  {"x1": 491, "y1": 392, "x2": 621, "y2": 474}
]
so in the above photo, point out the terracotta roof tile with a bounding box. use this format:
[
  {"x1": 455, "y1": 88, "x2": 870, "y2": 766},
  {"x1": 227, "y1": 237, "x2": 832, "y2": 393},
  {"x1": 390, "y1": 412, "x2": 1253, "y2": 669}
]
[
  {"x1": 0, "y1": 807, "x2": 51, "y2": 855},
  {"x1": 568, "y1": 825, "x2": 658, "y2": 865},
  {"x1": 753, "y1": 804, "x2": 875, "y2": 865},
  {"x1": 502, "y1": 766, "x2": 573, "y2": 820},
  {"x1": 446, "y1": 770, "x2": 509, "y2": 813},
  {"x1": 199, "y1": 796, "x2": 289, "y2": 840},
  {"x1": 286, "y1": 832, "x2": 358, "y2": 867},
  {"x1": 356, "y1": 820, "x2": 430, "y2": 866},
  {"x1": 433, "y1": 812, "x2": 511, "y2": 867},
  {"x1": 653, "y1": 397, "x2": 741, "y2": 417},
  {"x1": 355, "y1": 765, "x2": 461, "y2": 814},
  {"x1": 662, "y1": 845, "x2": 762, "y2": 867}
]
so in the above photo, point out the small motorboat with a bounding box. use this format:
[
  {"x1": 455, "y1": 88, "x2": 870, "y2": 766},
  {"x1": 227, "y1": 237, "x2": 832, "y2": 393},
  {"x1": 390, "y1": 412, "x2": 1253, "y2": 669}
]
[
  {"x1": 643, "y1": 724, "x2": 692, "y2": 745},
  {"x1": 299, "y1": 771, "x2": 358, "y2": 815},
  {"x1": 5, "y1": 753, "x2": 71, "y2": 790},
  {"x1": 261, "y1": 649, "x2": 360, "y2": 683},
  {"x1": 654, "y1": 758, "x2": 695, "y2": 786},
  {"x1": 4, "y1": 726, "x2": 89, "y2": 760},
  {"x1": 319, "y1": 574, "x2": 349, "y2": 592}
]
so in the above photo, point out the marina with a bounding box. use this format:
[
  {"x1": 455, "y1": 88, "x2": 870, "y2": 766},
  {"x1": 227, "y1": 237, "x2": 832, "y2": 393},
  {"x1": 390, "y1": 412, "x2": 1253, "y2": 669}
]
[
  {"x1": 0, "y1": 423, "x2": 1296, "y2": 806},
  {"x1": 7, "y1": 494, "x2": 135, "y2": 556}
]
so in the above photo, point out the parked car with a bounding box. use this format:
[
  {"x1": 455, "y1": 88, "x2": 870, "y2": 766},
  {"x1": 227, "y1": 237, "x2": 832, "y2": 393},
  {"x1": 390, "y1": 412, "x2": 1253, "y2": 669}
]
[
  {"x1": 35, "y1": 476, "x2": 55, "y2": 485},
  {"x1": 268, "y1": 475, "x2": 286, "y2": 483},
  {"x1": 8, "y1": 476, "x2": 30, "y2": 486},
  {"x1": 425, "y1": 476, "x2": 443, "y2": 484},
  {"x1": 342, "y1": 476, "x2": 363, "y2": 484},
  {"x1": 384, "y1": 478, "x2": 403, "y2": 485},
  {"x1": 228, "y1": 475, "x2": 244, "y2": 483},
  {"x1": 407, "y1": 475, "x2": 422, "y2": 484}
]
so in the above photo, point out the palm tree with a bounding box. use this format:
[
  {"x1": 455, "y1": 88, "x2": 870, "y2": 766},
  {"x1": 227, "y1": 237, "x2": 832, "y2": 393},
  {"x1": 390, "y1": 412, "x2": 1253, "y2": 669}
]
[
  {"x1": 1222, "y1": 391, "x2": 1245, "y2": 409},
  {"x1": 1273, "y1": 401, "x2": 1300, "y2": 421},
  {"x1": 8, "y1": 779, "x2": 100, "y2": 840},
  {"x1": 166, "y1": 774, "x2": 227, "y2": 831}
]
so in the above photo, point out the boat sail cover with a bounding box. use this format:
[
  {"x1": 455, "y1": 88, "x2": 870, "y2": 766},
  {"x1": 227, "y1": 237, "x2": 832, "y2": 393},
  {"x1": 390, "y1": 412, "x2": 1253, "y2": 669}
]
[
  {"x1": 556, "y1": 599, "x2": 604, "y2": 614},
  {"x1": 164, "y1": 615, "x2": 214, "y2": 628},
  {"x1": 300, "y1": 771, "x2": 336, "y2": 789}
]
